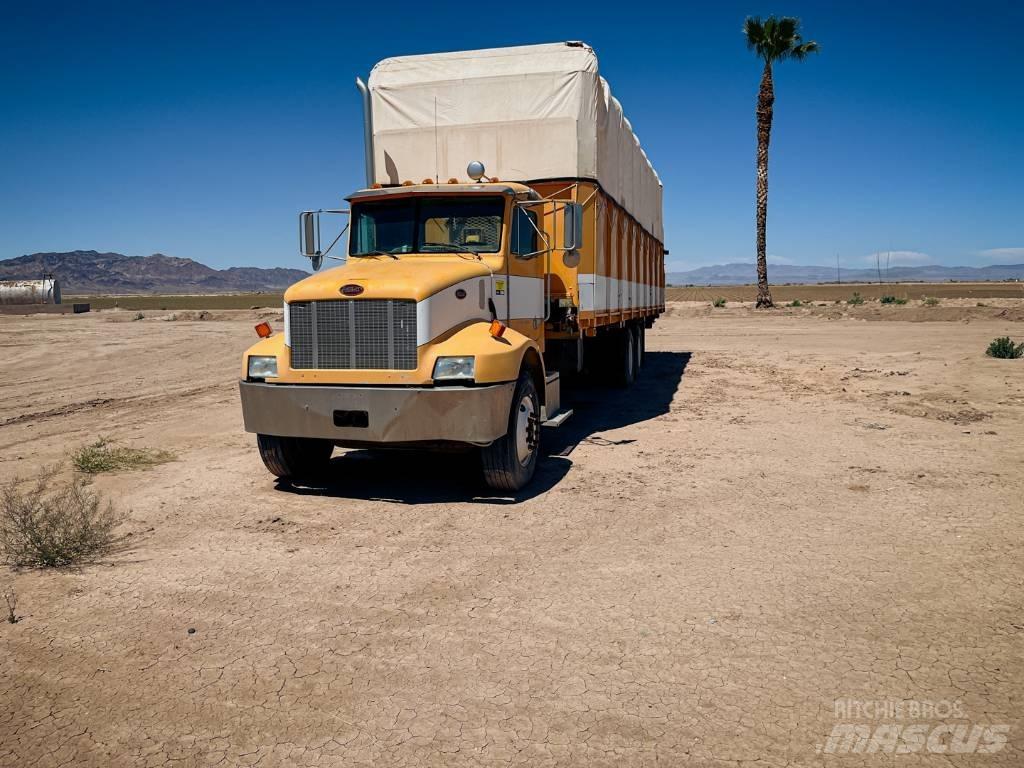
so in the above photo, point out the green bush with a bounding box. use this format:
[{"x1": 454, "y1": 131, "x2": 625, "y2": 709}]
[
  {"x1": 72, "y1": 438, "x2": 175, "y2": 474},
  {"x1": 847, "y1": 292, "x2": 865, "y2": 305},
  {"x1": 986, "y1": 337, "x2": 1024, "y2": 359},
  {"x1": 880, "y1": 295, "x2": 908, "y2": 305},
  {"x1": 923, "y1": 296, "x2": 940, "y2": 306},
  {"x1": 712, "y1": 297, "x2": 727, "y2": 308},
  {"x1": 1, "y1": 470, "x2": 128, "y2": 567},
  {"x1": 786, "y1": 299, "x2": 803, "y2": 307}
]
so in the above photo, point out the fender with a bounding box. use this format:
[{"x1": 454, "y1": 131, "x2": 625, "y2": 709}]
[{"x1": 425, "y1": 321, "x2": 545, "y2": 395}]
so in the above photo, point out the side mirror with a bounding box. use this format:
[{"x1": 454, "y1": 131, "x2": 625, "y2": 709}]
[
  {"x1": 563, "y1": 202, "x2": 583, "y2": 250},
  {"x1": 300, "y1": 212, "x2": 323, "y2": 271}
]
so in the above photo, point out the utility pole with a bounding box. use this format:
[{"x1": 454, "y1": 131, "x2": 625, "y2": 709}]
[{"x1": 836, "y1": 251, "x2": 841, "y2": 285}]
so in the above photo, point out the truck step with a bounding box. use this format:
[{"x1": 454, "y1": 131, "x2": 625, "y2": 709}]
[{"x1": 542, "y1": 408, "x2": 573, "y2": 428}]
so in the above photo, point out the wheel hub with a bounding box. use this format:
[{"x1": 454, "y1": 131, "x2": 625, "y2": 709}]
[{"x1": 515, "y1": 396, "x2": 538, "y2": 465}]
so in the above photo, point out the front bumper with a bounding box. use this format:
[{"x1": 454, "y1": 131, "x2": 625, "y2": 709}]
[{"x1": 239, "y1": 381, "x2": 514, "y2": 445}]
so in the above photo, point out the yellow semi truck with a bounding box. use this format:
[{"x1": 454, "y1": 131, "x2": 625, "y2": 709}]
[{"x1": 240, "y1": 42, "x2": 665, "y2": 491}]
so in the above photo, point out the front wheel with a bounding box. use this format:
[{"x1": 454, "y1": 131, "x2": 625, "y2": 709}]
[
  {"x1": 481, "y1": 371, "x2": 540, "y2": 492},
  {"x1": 257, "y1": 434, "x2": 334, "y2": 481}
]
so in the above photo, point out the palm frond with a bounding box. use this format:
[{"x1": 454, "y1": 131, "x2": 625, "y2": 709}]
[
  {"x1": 743, "y1": 14, "x2": 819, "y2": 64},
  {"x1": 794, "y1": 41, "x2": 820, "y2": 60},
  {"x1": 743, "y1": 16, "x2": 766, "y2": 51}
]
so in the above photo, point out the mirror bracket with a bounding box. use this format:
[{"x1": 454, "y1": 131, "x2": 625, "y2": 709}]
[{"x1": 298, "y1": 209, "x2": 350, "y2": 271}]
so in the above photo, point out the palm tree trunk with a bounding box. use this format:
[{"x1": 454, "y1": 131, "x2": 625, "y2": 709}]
[{"x1": 755, "y1": 61, "x2": 774, "y2": 308}]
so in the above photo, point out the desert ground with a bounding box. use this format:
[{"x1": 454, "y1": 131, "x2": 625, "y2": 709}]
[{"x1": 2, "y1": 300, "x2": 1023, "y2": 766}]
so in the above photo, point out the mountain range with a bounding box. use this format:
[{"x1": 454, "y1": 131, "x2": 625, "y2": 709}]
[
  {"x1": 667, "y1": 262, "x2": 1024, "y2": 286},
  {"x1": 0, "y1": 251, "x2": 310, "y2": 294},
  {"x1": 3, "y1": 251, "x2": 1023, "y2": 293}
]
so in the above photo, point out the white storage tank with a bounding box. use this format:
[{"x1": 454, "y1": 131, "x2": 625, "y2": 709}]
[{"x1": 0, "y1": 278, "x2": 62, "y2": 305}]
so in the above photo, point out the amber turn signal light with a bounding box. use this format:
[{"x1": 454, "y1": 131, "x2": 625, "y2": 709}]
[
  {"x1": 489, "y1": 319, "x2": 506, "y2": 338},
  {"x1": 255, "y1": 321, "x2": 273, "y2": 338}
]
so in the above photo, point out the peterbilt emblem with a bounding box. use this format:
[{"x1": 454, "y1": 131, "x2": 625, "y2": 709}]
[{"x1": 340, "y1": 284, "x2": 364, "y2": 296}]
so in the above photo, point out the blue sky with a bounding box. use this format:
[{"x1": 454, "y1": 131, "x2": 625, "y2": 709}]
[{"x1": 2, "y1": 0, "x2": 1021, "y2": 273}]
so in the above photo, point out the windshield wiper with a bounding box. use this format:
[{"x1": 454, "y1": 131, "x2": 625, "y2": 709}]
[
  {"x1": 421, "y1": 241, "x2": 478, "y2": 255},
  {"x1": 351, "y1": 249, "x2": 399, "y2": 259}
]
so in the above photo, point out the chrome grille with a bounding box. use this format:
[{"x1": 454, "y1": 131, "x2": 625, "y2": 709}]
[{"x1": 288, "y1": 300, "x2": 417, "y2": 370}]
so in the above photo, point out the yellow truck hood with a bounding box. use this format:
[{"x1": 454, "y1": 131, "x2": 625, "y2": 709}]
[{"x1": 284, "y1": 256, "x2": 490, "y2": 302}]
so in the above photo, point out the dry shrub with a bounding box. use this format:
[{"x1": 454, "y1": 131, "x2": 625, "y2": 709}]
[
  {"x1": 1, "y1": 469, "x2": 128, "y2": 567},
  {"x1": 4, "y1": 587, "x2": 16, "y2": 623},
  {"x1": 72, "y1": 437, "x2": 174, "y2": 474}
]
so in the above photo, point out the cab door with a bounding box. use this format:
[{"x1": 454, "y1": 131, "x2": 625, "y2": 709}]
[{"x1": 504, "y1": 204, "x2": 545, "y2": 341}]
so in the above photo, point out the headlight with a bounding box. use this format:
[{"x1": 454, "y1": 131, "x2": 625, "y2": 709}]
[
  {"x1": 432, "y1": 356, "x2": 475, "y2": 381},
  {"x1": 247, "y1": 355, "x2": 278, "y2": 379}
]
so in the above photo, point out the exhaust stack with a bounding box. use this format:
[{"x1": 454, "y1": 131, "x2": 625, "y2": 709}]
[{"x1": 355, "y1": 77, "x2": 374, "y2": 187}]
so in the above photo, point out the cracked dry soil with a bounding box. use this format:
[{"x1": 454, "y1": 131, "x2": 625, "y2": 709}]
[{"x1": 1, "y1": 304, "x2": 1022, "y2": 766}]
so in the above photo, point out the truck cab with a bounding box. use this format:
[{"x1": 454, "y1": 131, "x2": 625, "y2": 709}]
[{"x1": 240, "y1": 178, "x2": 571, "y2": 491}]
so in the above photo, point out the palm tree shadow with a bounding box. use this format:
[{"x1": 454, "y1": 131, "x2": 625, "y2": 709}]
[{"x1": 273, "y1": 351, "x2": 689, "y2": 505}]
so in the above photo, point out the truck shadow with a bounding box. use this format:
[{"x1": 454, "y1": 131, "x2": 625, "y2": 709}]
[
  {"x1": 545, "y1": 351, "x2": 690, "y2": 457},
  {"x1": 276, "y1": 447, "x2": 570, "y2": 505},
  {"x1": 273, "y1": 350, "x2": 689, "y2": 505}
]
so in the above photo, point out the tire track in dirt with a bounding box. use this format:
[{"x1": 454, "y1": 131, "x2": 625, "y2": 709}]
[{"x1": 0, "y1": 385, "x2": 226, "y2": 429}]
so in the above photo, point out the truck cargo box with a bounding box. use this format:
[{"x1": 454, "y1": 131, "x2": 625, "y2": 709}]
[{"x1": 368, "y1": 41, "x2": 664, "y2": 241}]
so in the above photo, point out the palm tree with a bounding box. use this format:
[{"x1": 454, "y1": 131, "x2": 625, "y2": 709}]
[{"x1": 744, "y1": 16, "x2": 818, "y2": 308}]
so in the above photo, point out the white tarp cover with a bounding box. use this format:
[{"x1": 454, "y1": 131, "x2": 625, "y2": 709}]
[{"x1": 368, "y1": 42, "x2": 664, "y2": 240}]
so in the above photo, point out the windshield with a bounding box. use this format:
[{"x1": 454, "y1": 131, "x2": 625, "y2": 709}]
[{"x1": 350, "y1": 196, "x2": 505, "y2": 256}]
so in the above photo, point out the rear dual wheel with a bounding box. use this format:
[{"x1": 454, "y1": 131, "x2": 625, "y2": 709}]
[{"x1": 610, "y1": 324, "x2": 644, "y2": 387}]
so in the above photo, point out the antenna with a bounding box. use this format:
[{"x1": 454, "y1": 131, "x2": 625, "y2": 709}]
[
  {"x1": 876, "y1": 252, "x2": 883, "y2": 284},
  {"x1": 433, "y1": 96, "x2": 439, "y2": 184},
  {"x1": 836, "y1": 251, "x2": 841, "y2": 285}
]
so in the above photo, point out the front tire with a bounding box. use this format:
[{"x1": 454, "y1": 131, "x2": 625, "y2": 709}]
[
  {"x1": 257, "y1": 434, "x2": 334, "y2": 481},
  {"x1": 481, "y1": 371, "x2": 540, "y2": 492}
]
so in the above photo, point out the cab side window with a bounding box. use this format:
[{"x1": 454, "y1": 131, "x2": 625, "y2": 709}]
[{"x1": 510, "y1": 207, "x2": 538, "y2": 256}]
